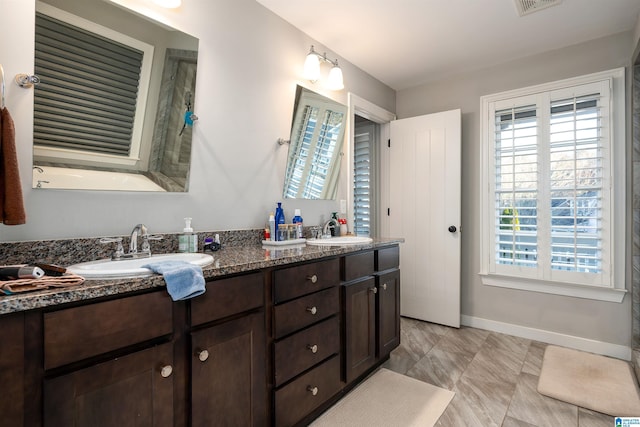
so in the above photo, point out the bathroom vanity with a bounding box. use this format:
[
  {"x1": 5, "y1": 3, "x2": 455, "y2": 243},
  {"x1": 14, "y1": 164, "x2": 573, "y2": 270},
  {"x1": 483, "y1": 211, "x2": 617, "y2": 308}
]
[{"x1": 0, "y1": 238, "x2": 401, "y2": 427}]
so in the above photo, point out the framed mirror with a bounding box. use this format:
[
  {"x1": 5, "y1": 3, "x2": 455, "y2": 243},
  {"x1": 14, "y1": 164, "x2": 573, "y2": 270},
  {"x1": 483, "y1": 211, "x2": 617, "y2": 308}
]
[
  {"x1": 32, "y1": 0, "x2": 198, "y2": 192},
  {"x1": 283, "y1": 86, "x2": 347, "y2": 199}
]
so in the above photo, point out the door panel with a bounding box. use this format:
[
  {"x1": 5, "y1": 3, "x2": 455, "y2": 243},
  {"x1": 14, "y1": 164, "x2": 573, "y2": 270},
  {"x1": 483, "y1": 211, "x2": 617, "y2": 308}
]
[{"x1": 389, "y1": 109, "x2": 461, "y2": 327}]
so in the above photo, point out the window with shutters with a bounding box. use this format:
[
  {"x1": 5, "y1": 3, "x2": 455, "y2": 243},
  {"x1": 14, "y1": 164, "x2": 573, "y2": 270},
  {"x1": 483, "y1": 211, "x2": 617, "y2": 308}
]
[
  {"x1": 480, "y1": 69, "x2": 626, "y2": 302},
  {"x1": 284, "y1": 91, "x2": 346, "y2": 199},
  {"x1": 353, "y1": 116, "x2": 379, "y2": 236},
  {"x1": 33, "y1": 3, "x2": 153, "y2": 167}
]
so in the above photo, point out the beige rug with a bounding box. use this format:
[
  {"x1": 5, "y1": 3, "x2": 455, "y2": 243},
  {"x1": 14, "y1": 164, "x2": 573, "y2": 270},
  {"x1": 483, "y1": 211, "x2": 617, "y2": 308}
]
[
  {"x1": 537, "y1": 345, "x2": 640, "y2": 416},
  {"x1": 310, "y1": 368, "x2": 454, "y2": 427}
]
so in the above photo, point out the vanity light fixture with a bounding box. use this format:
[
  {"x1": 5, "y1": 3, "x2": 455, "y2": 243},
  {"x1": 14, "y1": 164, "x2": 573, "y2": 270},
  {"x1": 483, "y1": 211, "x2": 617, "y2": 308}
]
[{"x1": 303, "y1": 45, "x2": 344, "y2": 91}]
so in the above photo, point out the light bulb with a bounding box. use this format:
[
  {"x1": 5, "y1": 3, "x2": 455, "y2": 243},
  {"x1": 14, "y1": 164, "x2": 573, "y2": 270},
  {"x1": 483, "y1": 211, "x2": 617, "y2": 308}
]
[
  {"x1": 303, "y1": 52, "x2": 321, "y2": 82},
  {"x1": 327, "y1": 63, "x2": 344, "y2": 91}
]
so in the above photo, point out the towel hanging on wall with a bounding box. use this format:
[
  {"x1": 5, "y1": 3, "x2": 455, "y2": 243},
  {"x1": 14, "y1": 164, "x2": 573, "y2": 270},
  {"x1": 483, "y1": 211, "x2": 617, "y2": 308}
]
[{"x1": 0, "y1": 106, "x2": 26, "y2": 225}]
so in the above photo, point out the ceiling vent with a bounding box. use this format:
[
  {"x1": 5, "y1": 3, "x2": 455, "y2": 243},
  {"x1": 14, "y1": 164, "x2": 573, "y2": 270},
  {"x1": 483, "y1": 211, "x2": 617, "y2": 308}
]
[{"x1": 514, "y1": 0, "x2": 562, "y2": 16}]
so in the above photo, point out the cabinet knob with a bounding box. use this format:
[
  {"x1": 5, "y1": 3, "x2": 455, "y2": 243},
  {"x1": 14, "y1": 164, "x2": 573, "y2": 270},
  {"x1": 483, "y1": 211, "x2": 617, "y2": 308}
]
[
  {"x1": 307, "y1": 344, "x2": 318, "y2": 354},
  {"x1": 307, "y1": 274, "x2": 318, "y2": 283},
  {"x1": 197, "y1": 350, "x2": 209, "y2": 362},
  {"x1": 307, "y1": 385, "x2": 319, "y2": 396},
  {"x1": 306, "y1": 306, "x2": 317, "y2": 315},
  {"x1": 382, "y1": 283, "x2": 388, "y2": 291},
  {"x1": 160, "y1": 365, "x2": 173, "y2": 378},
  {"x1": 370, "y1": 287, "x2": 378, "y2": 294}
]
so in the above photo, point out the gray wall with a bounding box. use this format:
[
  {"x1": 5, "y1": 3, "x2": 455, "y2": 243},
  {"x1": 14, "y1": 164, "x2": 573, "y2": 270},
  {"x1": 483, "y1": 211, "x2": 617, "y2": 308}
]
[
  {"x1": 396, "y1": 31, "x2": 634, "y2": 348},
  {"x1": 0, "y1": 0, "x2": 395, "y2": 242}
]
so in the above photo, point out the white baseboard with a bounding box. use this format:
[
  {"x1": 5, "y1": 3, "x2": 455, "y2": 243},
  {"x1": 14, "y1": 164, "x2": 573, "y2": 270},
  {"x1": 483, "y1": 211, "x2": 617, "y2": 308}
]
[{"x1": 460, "y1": 315, "x2": 632, "y2": 361}]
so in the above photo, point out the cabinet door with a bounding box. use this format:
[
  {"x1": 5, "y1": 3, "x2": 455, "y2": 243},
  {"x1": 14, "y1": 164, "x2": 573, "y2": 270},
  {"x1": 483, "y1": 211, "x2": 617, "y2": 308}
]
[
  {"x1": 191, "y1": 311, "x2": 266, "y2": 427},
  {"x1": 377, "y1": 269, "x2": 401, "y2": 359},
  {"x1": 342, "y1": 277, "x2": 376, "y2": 383},
  {"x1": 0, "y1": 313, "x2": 24, "y2": 427},
  {"x1": 44, "y1": 342, "x2": 174, "y2": 427}
]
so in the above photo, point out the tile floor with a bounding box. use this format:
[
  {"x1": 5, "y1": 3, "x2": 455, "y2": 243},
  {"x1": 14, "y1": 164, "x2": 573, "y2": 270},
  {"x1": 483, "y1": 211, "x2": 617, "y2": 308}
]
[{"x1": 383, "y1": 317, "x2": 615, "y2": 427}]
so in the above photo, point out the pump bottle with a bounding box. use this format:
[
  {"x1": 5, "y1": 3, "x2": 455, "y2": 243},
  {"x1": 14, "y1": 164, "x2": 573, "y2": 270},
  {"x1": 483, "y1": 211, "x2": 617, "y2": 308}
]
[{"x1": 179, "y1": 217, "x2": 198, "y2": 253}]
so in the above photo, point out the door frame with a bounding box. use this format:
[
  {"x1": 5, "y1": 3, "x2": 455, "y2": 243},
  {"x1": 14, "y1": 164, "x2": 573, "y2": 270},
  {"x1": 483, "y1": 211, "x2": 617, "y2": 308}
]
[{"x1": 346, "y1": 94, "x2": 396, "y2": 237}]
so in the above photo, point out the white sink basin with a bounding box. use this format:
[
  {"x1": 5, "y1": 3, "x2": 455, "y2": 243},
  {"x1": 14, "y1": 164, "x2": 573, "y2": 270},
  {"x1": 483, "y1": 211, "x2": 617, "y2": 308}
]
[
  {"x1": 306, "y1": 236, "x2": 373, "y2": 246},
  {"x1": 67, "y1": 253, "x2": 214, "y2": 279}
]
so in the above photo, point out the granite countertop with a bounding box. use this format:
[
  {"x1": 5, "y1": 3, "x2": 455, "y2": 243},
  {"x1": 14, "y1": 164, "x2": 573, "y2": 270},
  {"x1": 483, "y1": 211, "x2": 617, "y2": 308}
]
[{"x1": 0, "y1": 238, "x2": 402, "y2": 315}]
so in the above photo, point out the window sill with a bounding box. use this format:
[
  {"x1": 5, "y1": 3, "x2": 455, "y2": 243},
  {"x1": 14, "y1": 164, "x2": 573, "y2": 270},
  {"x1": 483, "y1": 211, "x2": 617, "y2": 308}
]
[{"x1": 479, "y1": 273, "x2": 627, "y2": 303}]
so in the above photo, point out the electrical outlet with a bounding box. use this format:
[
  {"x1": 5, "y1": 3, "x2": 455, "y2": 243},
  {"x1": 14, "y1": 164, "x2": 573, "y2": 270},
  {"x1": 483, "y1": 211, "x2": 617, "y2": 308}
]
[{"x1": 340, "y1": 199, "x2": 347, "y2": 214}]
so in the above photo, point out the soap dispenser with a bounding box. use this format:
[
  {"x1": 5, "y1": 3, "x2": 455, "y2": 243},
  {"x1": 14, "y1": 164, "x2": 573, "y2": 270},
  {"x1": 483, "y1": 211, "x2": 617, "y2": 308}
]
[{"x1": 179, "y1": 217, "x2": 198, "y2": 253}]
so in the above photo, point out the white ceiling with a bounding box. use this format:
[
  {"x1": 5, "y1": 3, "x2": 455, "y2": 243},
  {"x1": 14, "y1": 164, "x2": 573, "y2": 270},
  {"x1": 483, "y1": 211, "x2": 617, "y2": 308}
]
[{"x1": 256, "y1": 0, "x2": 640, "y2": 91}]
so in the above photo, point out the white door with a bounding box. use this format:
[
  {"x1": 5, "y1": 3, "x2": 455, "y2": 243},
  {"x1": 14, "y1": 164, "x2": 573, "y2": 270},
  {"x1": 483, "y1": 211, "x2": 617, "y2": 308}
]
[{"x1": 389, "y1": 109, "x2": 461, "y2": 327}]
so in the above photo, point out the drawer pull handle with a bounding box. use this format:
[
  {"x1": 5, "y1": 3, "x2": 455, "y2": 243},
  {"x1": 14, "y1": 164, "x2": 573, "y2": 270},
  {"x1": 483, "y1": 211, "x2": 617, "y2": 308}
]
[
  {"x1": 160, "y1": 365, "x2": 173, "y2": 378},
  {"x1": 370, "y1": 287, "x2": 378, "y2": 294},
  {"x1": 382, "y1": 283, "x2": 388, "y2": 290},
  {"x1": 307, "y1": 385, "x2": 319, "y2": 396},
  {"x1": 307, "y1": 344, "x2": 318, "y2": 353},
  {"x1": 197, "y1": 350, "x2": 209, "y2": 362},
  {"x1": 307, "y1": 274, "x2": 318, "y2": 283},
  {"x1": 306, "y1": 306, "x2": 318, "y2": 315}
]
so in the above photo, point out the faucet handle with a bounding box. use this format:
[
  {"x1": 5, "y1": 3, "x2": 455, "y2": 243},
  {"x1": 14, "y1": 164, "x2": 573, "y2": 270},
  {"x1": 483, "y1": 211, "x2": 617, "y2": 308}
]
[
  {"x1": 100, "y1": 237, "x2": 125, "y2": 259},
  {"x1": 141, "y1": 234, "x2": 162, "y2": 255}
]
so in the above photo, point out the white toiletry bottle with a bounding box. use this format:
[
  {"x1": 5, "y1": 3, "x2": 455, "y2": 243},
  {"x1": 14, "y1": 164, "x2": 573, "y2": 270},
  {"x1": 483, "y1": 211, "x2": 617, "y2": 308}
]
[
  {"x1": 179, "y1": 217, "x2": 198, "y2": 253},
  {"x1": 292, "y1": 209, "x2": 303, "y2": 239},
  {"x1": 268, "y1": 213, "x2": 276, "y2": 241}
]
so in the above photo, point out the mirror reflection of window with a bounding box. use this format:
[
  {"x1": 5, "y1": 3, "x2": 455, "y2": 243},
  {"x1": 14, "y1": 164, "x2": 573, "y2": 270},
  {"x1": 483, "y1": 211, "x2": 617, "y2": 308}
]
[
  {"x1": 32, "y1": 0, "x2": 199, "y2": 192},
  {"x1": 283, "y1": 86, "x2": 347, "y2": 199},
  {"x1": 34, "y1": 3, "x2": 153, "y2": 168}
]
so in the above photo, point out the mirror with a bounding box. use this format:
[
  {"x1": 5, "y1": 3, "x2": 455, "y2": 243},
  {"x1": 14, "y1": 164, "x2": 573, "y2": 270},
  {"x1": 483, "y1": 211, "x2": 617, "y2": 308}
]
[
  {"x1": 283, "y1": 86, "x2": 347, "y2": 199},
  {"x1": 32, "y1": 0, "x2": 198, "y2": 192}
]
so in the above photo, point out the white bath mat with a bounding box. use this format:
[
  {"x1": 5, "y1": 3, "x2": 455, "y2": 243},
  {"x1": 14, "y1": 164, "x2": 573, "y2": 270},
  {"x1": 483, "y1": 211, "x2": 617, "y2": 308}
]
[
  {"x1": 537, "y1": 345, "x2": 640, "y2": 416},
  {"x1": 310, "y1": 368, "x2": 454, "y2": 427}
]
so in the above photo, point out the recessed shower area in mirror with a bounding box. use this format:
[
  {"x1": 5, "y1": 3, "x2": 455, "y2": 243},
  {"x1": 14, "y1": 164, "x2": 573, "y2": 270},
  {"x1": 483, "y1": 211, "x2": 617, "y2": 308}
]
[
  {"x1": 32, "y1": 0, "x2": 198, "y2": 192},
  {"x1": 283, "y1": 85, "x2": 347, "y2": 199}
]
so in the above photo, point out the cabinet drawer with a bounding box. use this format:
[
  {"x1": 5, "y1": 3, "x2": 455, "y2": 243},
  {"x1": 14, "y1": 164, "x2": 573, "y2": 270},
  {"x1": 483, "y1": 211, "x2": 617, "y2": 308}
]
[
  {"x1": 44, "y1": 291, "x2": 172, "y2": 370},
  {"x1": 342, "y1": 250, "x2": 375, "y2": 282},
  {"x1": 376, "y1": 246, "x2": 400, "y2": 271},
  {"x1": 273, "y1": 287, "x2": 339, "y2": 339},
  {"x1": 274, "y1": 316, "x2": 340, "y2": 387},
  {"x1": 275, "y1": 355, "x2": 342, "y2": 427},
  {"x1": 191, "y1": 272, "x2": 263, "y2": 326},
  {"x1": 273, "y1": 258, "x2": 340, "y2": 303}
]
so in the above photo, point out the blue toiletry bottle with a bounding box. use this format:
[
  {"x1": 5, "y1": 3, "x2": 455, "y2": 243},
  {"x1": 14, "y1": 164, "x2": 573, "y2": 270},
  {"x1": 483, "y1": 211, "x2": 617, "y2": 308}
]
[{"x1": 275, "y1": 202, "x2": 285, "y2": 241}]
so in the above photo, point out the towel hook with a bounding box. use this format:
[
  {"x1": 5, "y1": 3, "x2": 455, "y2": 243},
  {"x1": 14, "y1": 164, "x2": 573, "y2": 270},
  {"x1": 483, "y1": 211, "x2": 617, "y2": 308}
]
[{"x1": 15, "y1": 73, "x2": 40, "y2": 88}]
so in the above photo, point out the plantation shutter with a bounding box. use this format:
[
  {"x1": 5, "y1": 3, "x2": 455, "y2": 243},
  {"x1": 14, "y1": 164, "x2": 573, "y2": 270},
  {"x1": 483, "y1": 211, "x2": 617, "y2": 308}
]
[
  {"x1": 353, "y1": 124, "x2": 375, "y2": 236},
  {"x1": 34, "y1": 12, "x2": 143, "y2": 156},
  {"x1": 494, "y1": 105, "x2": 539, "y2": 267},
  {"x1": 548, "y1": 93, "x2": 603, "y2": 273},
  {"x1": 284, "y1": 105, "x2": 318, "y2": 198}
]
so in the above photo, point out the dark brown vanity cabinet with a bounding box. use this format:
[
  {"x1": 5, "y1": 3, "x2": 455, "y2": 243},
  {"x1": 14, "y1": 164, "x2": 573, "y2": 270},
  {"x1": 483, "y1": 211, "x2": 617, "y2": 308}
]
[
  {"x1": 0, "y1": 312, "x2": 25, "y2": 427},
  {"x1": 343, "y1": 246, "x2": 400, "y2": 383},
  {"x1": 272, "y1": 258, "x2": 343, "y2": 427},
  {"x1": 189, "y1": 272, "x2": 267, "y2": 427},
  {"x1": 42, "y1": 291, "x2": 175, "y2": 427}
]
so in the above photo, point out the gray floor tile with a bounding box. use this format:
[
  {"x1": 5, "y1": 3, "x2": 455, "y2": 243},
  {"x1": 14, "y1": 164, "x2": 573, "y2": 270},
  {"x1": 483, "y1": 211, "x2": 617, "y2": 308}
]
[
  {"x1": 386, "y1": 320, "x2": 606, "y2": 427},
  {"x1": 506, "y1": 372, "x2": 578, "y2": 427}
]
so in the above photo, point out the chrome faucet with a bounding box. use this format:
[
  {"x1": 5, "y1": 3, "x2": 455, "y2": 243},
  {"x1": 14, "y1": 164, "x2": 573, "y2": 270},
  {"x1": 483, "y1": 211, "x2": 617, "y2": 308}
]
[
  {"x1": 129, "y1": 224, "x2": 149, "y2": 256},
  {"x1": 100, "y1": 224, "x2": 162, "y2": 260},
  {"x1": 322, "y1": 217, "x2": 339, "y2": 238}
]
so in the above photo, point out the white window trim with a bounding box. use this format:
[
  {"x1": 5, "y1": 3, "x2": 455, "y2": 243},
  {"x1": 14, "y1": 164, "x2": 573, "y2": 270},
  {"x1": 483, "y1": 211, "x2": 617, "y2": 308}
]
[
  {"x1": 34, "y1": 1, "x2": 153, "y2": 167},
  {"x1": 479, "y1": 68, "x2": 626, "y2": 303}
]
